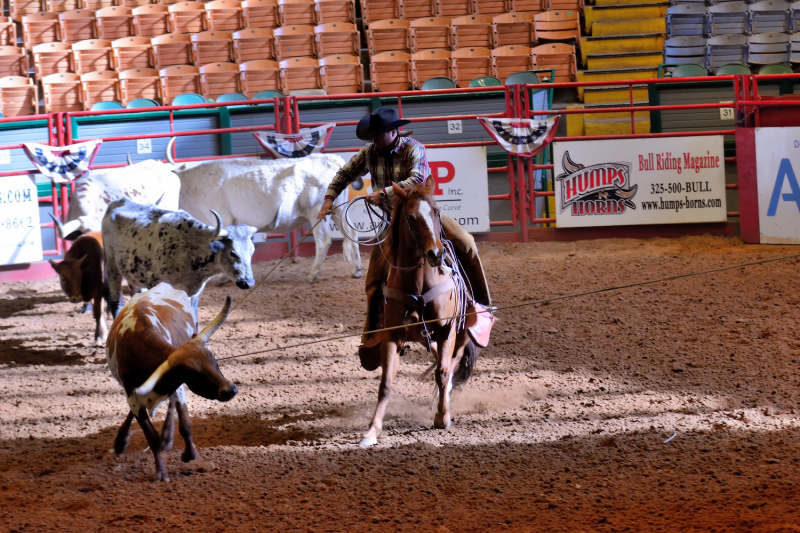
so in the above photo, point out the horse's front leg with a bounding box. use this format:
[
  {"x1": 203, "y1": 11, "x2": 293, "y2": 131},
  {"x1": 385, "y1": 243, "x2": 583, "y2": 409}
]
[
  {"x1": 433, "y1": 323, "x2": 458, "y2": 430},
  {"x1": 360, "y1": 334, "x2": 401, "y2": 447}
]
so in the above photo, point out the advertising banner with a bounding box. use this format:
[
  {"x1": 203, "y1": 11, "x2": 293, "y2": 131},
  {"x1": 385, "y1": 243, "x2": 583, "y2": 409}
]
[
  {"x1": 327, "y1": 146, "x2": 490, "y2": 238},
  {"x1": 552, "y1": 136, "x2": 727, "y2": 228},
  {"x1": 755, "y1": 128, "x2": 800, "y2": 244},
  {"x1": 0, "y1": 175, "x2": 42, "y2": 265}
]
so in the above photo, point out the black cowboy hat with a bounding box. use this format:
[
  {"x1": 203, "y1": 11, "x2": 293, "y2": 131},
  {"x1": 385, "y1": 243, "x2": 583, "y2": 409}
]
[{"x1": 356, "y1": 107, "x2": 412, "y2": 141}]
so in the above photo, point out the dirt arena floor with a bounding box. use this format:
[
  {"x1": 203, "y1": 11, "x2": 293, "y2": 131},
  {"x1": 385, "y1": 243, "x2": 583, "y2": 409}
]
[{"x1": 2, "y1": 235, "x2": 800, "y2": 532}]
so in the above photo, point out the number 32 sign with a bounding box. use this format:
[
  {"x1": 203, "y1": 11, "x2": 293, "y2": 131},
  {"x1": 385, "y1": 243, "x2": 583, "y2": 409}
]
[{"x1": 0, "y1": 175, "x2": 42, "y2": 265}]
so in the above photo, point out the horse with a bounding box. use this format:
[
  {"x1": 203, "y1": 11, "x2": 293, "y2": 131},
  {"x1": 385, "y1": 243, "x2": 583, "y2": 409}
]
[{"x1": 360, "y1": 178, "x2": 482, "y2": 447}]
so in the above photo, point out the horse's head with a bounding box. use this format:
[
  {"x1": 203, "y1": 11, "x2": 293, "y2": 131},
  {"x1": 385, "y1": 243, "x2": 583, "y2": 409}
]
[{"x1": 392, "y1": 178, "x2": 444, "y2": 267}]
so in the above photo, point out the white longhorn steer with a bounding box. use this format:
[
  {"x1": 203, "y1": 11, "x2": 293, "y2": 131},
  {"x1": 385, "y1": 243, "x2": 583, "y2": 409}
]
[{"x1": 168, "y1": 139, "x2": 362, "y2": 282}]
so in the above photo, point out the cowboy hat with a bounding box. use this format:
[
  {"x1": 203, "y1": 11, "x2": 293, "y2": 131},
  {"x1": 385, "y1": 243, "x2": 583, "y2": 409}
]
[{"x1": 356, "y1": 107, "x2": 412, "y2": 141}]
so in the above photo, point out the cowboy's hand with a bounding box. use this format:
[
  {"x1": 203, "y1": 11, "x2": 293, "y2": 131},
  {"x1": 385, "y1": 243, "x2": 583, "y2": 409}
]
[
  {"x1": 366, "y1": 191, "x2": 383, "y2": 206},
  {"x1": 317, "y1": 199, "x2": 334, "y2": 220}
]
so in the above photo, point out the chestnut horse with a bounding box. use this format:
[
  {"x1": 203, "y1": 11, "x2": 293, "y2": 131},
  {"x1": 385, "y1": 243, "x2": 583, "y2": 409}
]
[{"x1": 360, "y1": 178, "x2": 479, "y2": 447}]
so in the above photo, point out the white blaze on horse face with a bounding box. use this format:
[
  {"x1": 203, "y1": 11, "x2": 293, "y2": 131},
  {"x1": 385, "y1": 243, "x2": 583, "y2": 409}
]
[{"x1": 417, "y1": 201, "x2": 439, "y2": 254}]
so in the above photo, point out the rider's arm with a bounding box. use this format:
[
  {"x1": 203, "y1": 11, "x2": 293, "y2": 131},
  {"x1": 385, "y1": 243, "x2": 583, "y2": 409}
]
[
  {"x1": 324, "y1": 145, "x2": 370, "y2": 202},
  {"x1": 383, "y1": 140, "x2": 429, "y2": 198}
]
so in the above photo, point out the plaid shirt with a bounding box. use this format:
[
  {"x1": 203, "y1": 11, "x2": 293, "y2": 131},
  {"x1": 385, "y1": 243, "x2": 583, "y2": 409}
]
[{"x1": 325, "y1": 137, "x2": 429, "y2": 202}]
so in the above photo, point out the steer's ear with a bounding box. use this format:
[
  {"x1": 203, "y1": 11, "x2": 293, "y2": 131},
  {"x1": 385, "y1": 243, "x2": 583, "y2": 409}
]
[
  {"x1": 135, "y1": 359, "x2": 172, "y2": 396},
  {"x1": 209, "y1": 240, "x2": 226, "y2": 253}
]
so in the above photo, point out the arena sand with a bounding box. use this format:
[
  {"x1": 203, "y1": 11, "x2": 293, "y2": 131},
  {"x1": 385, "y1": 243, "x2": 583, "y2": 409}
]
[{"x1": 1, "y1": 235, "x2": 800, "y2": 532}]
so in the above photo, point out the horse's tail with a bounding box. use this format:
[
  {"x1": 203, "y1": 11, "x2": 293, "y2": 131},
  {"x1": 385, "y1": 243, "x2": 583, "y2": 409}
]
[{"x1": 453, "y1": 340, "x2": 480, "y2": 389}]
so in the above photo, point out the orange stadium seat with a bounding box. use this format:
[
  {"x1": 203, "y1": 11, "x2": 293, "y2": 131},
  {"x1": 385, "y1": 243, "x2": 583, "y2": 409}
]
[
  {"x1": 452, "y1": 15, "x2": 493, "y2": 49},
  {"x1": 545, "y1": 0, "x2": 583, "y2": 13},
  {"x1": 205, "y1": 0, "x2": 243, "y2": 31},
  {"x1": 73, "y1": 39, "x2": 114, "y2": 73},
  {"x1": 279, "y1": 56, "x2": 320, "y2": 93},
  {"x1": 278, "y1": 0, "x2": 314, "y2": 26},
  {"x1": 400, "y1": 0, "x2": 434, "y2": 19},
  {"x1": 451, "y1": 46, "x2": 492, "y2": 87},
  {"x1": 314, "y1": 23, "x2": 359, "y2": 57},
  {"x1": 96, "y1": 7, "x2": 134, "y2": 40},
  {"x1": 152, "y1": 33, "x2": 192, "y2": 69},
  {"x1": 472, "y1": 0, "x2": 508, "y2": 16},
  {"x1": 0, "y1": 76, "x2": 39, "y2": 116},
  {"x1": 0, "y1": 47, "x2": 31, "y2": 79},
  {"x1": 314, "y1": 0, "x2": 355, "y2": 24},
  {"x1": 157, "y1": 0, "x2": 183, "y2": 5},
  {"x1": 59, "y1": 9, "x2": 97, "y2": 43},
  {"x1": 11, "y1": 0, "x2": 44, "y2": 21},
  {"x1": 369, "y1": 50, "x2": 411, "y2": 91},
  {"x1": 508, "y1": 0, "x2": 544, "y2": 15},
  {"x1": 80, "y1": 70, "x2": 119, "y2": 109},
  {"x1": 273, "y1": 24, "x2": 315, "y2": 60},
  {"x1": 367, "y1": 19, "x2": 410, "y2": 55},
  {"x1": 42, "y1": 72, "x2": 82, "y2": 112},
  {"x1": 411, "y1": 48, "x2": 452, "y2": 89},
  {"x1": 199, "y1": 61, "x2": 240, "y2": 100},
  {"x1": 233, "y1": 28, "x2": 273, "y2": 62},
  {"x1": 531, "y1": 42, "x2": 576, "y2": 82},
  {"x1": 434, "y1": 0, "x2": 470, "y2": 18},
  {"x1": 23, "y1": 12, "x2": 60, "y2": 50},
  {"x1": 238, "y1": 58, "x2": 279, "y2": 95},
  {"x1": 119, "y1": 0, "x2": 152, "y2": 8},
  {"x1": 491, "y1": 44, "x2": 533, "y2": 81},
  {"x1": 45, "y1": 0, "x2": 80, "y2": 14},
  {"x1": 493, "y1": 13, "x2": 535, "y2": 48},
  {"x1": 33, "y1": 42, "x2": 74, "y2": 81},
  {"x1": 359, "y1": 0, "x2": 399, "y2": 26},
  {"x1": 119, "y1": 67, "x2": 160, "y2": 104},
  {"x1": 409, "y1": 17, "x2": 451, "y2": 54},
  {"x1": 319, "y1": 54, "x2": 362, "y2": 93},
  {"x1": 113, "y1": 36, "x2": 153, "y2": 70},
  {"x1": 241, "y1": 0, "x2": 278, "y2": 29},
  {"x1": 132, "y1": 5, "x2": 170, "y2": 37},
  {"x1": 534, "y1": 10, "x2": 580, "y2": 50},
  {"x1": 191, "y1": 30, "x2": 234, "y2": 65},
  {"x1": 169, "y1": 2, "x2": 206, "y2": 34},
  {"x1": 159, "y1": 64, "x2": 200, "y2": 102},
  {"x1": 0, "y1": 17, "x2": 20, "y2": 47},
  {"x1": 80, "y1": 0, "x2": 114, "y2": 9}
]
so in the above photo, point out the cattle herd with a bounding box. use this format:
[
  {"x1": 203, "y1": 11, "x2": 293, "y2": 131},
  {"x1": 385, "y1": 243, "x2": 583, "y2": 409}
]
[{"x1": 46, "y1": 144, "x2": 362, "y2": 480}]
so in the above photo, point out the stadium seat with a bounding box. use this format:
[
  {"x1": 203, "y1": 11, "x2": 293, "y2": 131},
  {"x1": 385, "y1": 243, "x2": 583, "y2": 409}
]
[
  {"x1": 119, "y1": 67, "x2": 160, "y2": 104},
  {"x1": 0, "y1": 47, "x2": 31, "y2": 79},
  {"x1": 0, "y1": 76, "x2": 38, "y2": 116},
  {"x1": 278, "y1": 0, "x2": 315, "y2": 26},
  {"x1": 492, "y1": 13, "x2": 535, "y2": 48},
  {"x1": 252, "y1": 88, "x2": 282, "y2": 98},
  {"x1": 133, "y1": 5, "x2": 170, "y2": 37},
  {"x1": 708, "y1": 2, "x2": 748, "y2": 37},
  {"x1": 80, "y1": 70, "x2": 120, "y2": 110},
  {"x1": 12, "y1": 0, "x2": 44, "y2": 21},
  {"x1": 199, "y1": 61, "x2": 241, "y2": 100},
  {"x1": 792, "y1": 33, "x2": 800, "y2": 64},
  {"x1": 420, "y1": 76, "x2": 455, "y2": 89},
  {"x1": 72, "y1": 39, "x2": 114, "y2": 74},
  {"x1": 545, "y1": 0, "x2": 582, "y2": 12},
  {"x1": 241, "y1": 0, "x2": 279, "y2": 29},
  {"x1": 435, "y1": 0, "x2": 471, "y2": 18},
  {"x1": 171, "y1": 92, "x2": 206, "y2": 104},
  {"x1": 81, "y1": 0, "x2": 114, "y2": 9},
  {"x1": 534, "y1": 11, "x2": 580, "y2": 49},
  {"x1": 205, "y1": 0, "x2": 243, "y2": 31},
  {"x1": 367, "y1": 19, "x2": 410, "y2": 55},
  {"x1": 314, "y1": 23, "x2": 360, "y2": 57},
  {"x1": 492, "y1": 45, "x2": 533, "y2": 81},
  {"x1": 504, "y1": 70, "x2": 539, "y2": 85},
  {"x1": 288, "y1": 88, "x2": 326, "y2": 95},
  {"x1": 531, "y1": 42, "x2": 576, "y2": 83},
  {"x1": 239, "y1": 58, "x2": 280, "y2": 95},
  {"x1": 96, "y1": 7, "x2": 134, "y2": 40},
  {"x1": 169, "y1": 2, "x2": 206, "y2": 34},
  {"x1": 370, "y1": 50, "x2": 412, "y2": 91},
  {"x1": 749, "y1": 32, "x2": 790, "y2": 65},
  {"x1": 22, "y1": 12, "x2": 59, "y2": 51},
  {"x1": 670, "y1": 63, "x2": 706, "y2": 77},
  {"x1": 90, "y1": 100, "x2": 123, "y2": 109},
  {"x1": 472, "y1": 0, "x2": 508, "y2": 16},
  {"x1": 467, "y1": 75, "x2": 500, "y2": 86},
  {"x1": 33, "y1": 42, "x2": 73, "y2": 81},
  {"x1": 715, "y1": 63, "x2": 750, "y2": 74},
  {"x1": 359, "y1": 0, "x2": 400, "y2": 26},
  {"x1": 59, "y1": 9, "x2": 97, "y2": 44},
  {"x1": 758, "y1": 62, "x2": 791, "y2": 73},
  {"x1": 120, "y1": 0, "x2": 151, "y2": 8},
  {"x1": 46, "y1": 0, "x2": 79, "y2": 13},
  {"x1": 314, "y1": 0, "x2": 355, "y2": 24},
  {"x1": 192, "y1": 31, "x2": 234, "y2": 66},
  {"x1": 273, "y1": 24, "x2": 315, "y2": 60},
  {"x1": 409, "y1": 18, "x2": 451, "y2": 54},
  {"x1": 399, "y1": 0, "x2": 433, "y2": 19},
  {"x1": 42, "y1": 72, "x2": 82, "y2": 112},
  {"x1": 319, "y1": 54, "x2": 363, "y2": 93},
  {"x1": 126, "y1": 97, "x2": 159, "y2": 107},
  {"x1": 750, "y1": 0, "x2": 790, "y2": 34},
  {"x1": 411, "y1": 49, "x2": 452, "y2": 88},
  {"x1": 664, "y1": 36, "x2": 707, "y2": 66},
  {"x1": 707, "y1": 34, "x2": 747, "y2": 72},
  {"x1": 507, "y1": 0, "x2": 544, "y2": 14},
  {"x1": 792, "y1": 2, "x2": 800, "y2": 34},
  {"x1": 279, "y1": 56, "x2": 321, "y2": 92},
  {"x1": 451, "y1": 46, "x2": 493, "y2": 87},
  {"x1": 216, "y1": 91, "x2": 248, "y2": 103},
  {"x1": 667, "y1": 4, "x2": 707, "y2": 38},
  {"x1": 233, "y1": 28, "x2": 274, "y2": 63},
  {"x1": 159, "y1": 64, "x2": 201, "y2": 102},
  {"x1": 451, "y1": 15, "x2": 494, "y2": 49},
  {"x1": 152, "y1": 34, "x2": 192, "y2": 69}
]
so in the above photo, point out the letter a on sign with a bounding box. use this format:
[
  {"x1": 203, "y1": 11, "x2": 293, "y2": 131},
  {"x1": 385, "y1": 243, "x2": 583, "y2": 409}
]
[{"x1": 767, "y1": 159, "x2": 800, "y2": 216}]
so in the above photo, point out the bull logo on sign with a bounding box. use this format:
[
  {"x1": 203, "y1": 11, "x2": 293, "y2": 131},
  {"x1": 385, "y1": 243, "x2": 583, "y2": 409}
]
[{"x1": 556, "y1": 152, "x2": 638, "y2": 216}]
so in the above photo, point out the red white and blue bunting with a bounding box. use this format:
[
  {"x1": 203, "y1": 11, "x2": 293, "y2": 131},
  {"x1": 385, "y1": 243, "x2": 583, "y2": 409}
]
[
  {"x1": 478, "y1": 116, "x2": 559, "y2": 157},
  {"x1": 22, "y1": 140, "x2": 103, "y2": 184},
  {"x1": 253, "y1": 123, "x2": 336, "y2": 159}
]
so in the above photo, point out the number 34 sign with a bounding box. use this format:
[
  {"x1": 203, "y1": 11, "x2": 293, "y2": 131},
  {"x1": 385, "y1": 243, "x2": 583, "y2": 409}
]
[{"x1": 0, "y1": 175, "x2": 42, "y2": 265}]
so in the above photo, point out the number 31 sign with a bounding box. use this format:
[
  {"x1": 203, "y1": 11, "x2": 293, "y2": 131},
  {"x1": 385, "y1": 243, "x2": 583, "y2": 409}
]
[{"x1": 0, "y1": 175, "x2": 42, "y2": 265}]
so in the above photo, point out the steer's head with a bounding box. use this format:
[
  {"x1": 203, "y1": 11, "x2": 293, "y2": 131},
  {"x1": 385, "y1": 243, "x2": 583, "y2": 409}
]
[
  {"x1": 207, "y1": 210, "x2": 257, "y2": 290},
  {"x1": 49, "y1": 255, "x2": 86, "y2": 303},
  {"x1": 134, "y1": 296, "x2": 238, "y2": 402}
]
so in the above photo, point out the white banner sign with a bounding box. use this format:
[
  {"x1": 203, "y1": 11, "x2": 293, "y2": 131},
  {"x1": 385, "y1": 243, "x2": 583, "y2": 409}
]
[
  {"x1": 0, "y1": 175, "x2": 42, "y2": 265},
  {"x1": 755, "y1": 128, "x2": 800, "y2": 244},
  {"x1": 327, "y1": 146, "x2": 490, "y2": 237},
  {"x1": 553, "y1": 136, "x2": 727, "y2": 228}
]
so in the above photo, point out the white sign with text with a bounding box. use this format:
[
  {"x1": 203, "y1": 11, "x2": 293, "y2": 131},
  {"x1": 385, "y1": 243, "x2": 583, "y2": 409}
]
[
  {"x1": 0, "y1": 175, "x2": 43, "y2": 265},
  {"x1": 755, "y1": 128, "x2": 800, "y2": 244}
]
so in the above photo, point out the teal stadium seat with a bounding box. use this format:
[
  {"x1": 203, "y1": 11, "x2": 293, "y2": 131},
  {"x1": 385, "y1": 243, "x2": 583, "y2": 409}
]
[
  {"x1": 421, "y1": 77, "x2": 456, "y2": 90},
  {"x1": 171, "y1": 93, "x2": 207, "y2": 106},
  {"x1": 759, "y1": 63, "x2": 792, "y2": 74},
  {"x1": 671, "y1": 63, "x2": 707, "y2": 78},
  {"x1": 216, "y1": 92, "x2": 249, "y2": 103},
  {"x1": 126, "y1": 98, "x2": 160, "y2": 108},
  {"x1": 715, "y1": 64, "x2": 751, "y2": 75},
  {"x1": 253, "y1": 90, "x2": 284, "y2": 99},
  {"x1": 468, "y1": 76, "x2": 501, "y2": 87},
  {"x1": 504, "y1": 71, "x2": 540, "y2": 85},
  {"x1": 91, "y1": 101, "x2": 124, "y2": 110}
]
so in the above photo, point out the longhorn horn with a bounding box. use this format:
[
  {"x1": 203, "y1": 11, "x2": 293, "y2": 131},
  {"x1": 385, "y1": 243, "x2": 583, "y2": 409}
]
[
  {"x1": 48, "y1": 213, "x2": 82, "y2": 240},
  {"x1": 194, "y1": 295, "x2": 232, "y2": 345},
  {"x1": 165, "y1": 137, "x2": 176, "y2": 165},
  {"x1": 154, "y1": 193, "x2": 165, "y2": 206},
  {"x1": 126, "y1": 152, "x2": 133, "y2": 165},
  {"x1": 134, "y1": 359, "x2": 172, "y2": 396},
  {"x1": 48, "y1": 212, "x2": 65, "y2": 239},
  {"x1": 562, "y1": 151, "x2": 584, "y2": 173},
  {"x1": 210, "y1": 209, "x2": 228, "y2": 238}
]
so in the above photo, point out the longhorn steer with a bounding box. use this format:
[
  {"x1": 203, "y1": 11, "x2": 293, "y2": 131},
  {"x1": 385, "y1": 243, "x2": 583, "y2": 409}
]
[
  {"x1": 106, "y1": 283, "x2": 237, "y2": 481},
  {"x1": 102, "y1": 198, "x2": 256, "y2": 318},
  {"x1": 168, "y1": 139, "x2": 362, "y2": 282}
]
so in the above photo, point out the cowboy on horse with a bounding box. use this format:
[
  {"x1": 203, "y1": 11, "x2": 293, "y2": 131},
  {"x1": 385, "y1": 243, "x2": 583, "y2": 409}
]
[{"x1": 317, "y1": 107, "x2": 493, "y2": 368}]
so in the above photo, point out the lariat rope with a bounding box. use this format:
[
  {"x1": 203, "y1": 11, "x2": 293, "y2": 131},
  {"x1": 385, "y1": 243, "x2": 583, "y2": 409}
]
[{"x1": 216, "y1": 251, "x2": 800, "y2": 362}]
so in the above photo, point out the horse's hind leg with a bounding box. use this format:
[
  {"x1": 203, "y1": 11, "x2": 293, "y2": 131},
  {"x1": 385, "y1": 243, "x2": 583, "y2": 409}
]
[
  {"x1": 433, "y1": 325, "x2": 458, "y2": 430},
  {"x1": 361, "y1": 338, "x2": 400, "y2": 447}
]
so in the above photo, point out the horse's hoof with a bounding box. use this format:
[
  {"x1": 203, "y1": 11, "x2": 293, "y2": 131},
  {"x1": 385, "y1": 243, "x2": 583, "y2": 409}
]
[
  {"x1": 306, "y1": 274, "x2": 318, "y2": 283},
  {"x1": 359, "y1": 436, "x2": 378, "y2": 447},
  {"x1": 434, "y1": 416, "x2": 451, "y2": 430},
  {"x1": 352, "y1": 270, "x2": 363, "y2": 279},
  {"x1": 181, "y1": 446, "x2": 198, "y2": 463}
]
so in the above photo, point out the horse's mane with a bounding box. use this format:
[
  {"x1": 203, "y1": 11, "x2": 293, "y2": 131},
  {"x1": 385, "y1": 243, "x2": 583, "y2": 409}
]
[{"x1": 382, "y1": 183, "x2": 435, "y2": 266}]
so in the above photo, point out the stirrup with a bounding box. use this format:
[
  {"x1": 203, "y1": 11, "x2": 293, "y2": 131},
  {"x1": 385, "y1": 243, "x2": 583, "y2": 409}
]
[{"x1": 465, "y1": 302, "x2": 495, "y2": 348}]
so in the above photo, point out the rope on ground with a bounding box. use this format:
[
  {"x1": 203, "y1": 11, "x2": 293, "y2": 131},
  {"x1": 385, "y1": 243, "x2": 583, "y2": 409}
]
[{"x1": 216, "y1": 251, "x2": 800, "y2": 362}]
